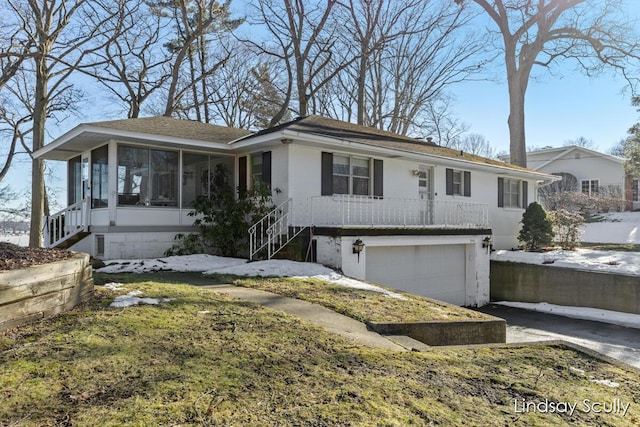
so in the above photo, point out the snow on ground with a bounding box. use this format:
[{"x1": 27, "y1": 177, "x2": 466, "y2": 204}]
[
  {"x1": 491, "y1": 248, "x2": 640, "y2": 275},
  {"x1": 97, "y1": 256, "x2": 406, "y2": 299},
  {"x1": 581, "y1": 211, "x2": 640, "y2": 244},
  {"x1": 495, "y1": 301, "x2": 640, "y2": 330},
  {"x1": 103, "y1": 282, "x2": 175, "y2": 308},
  {"x1": 97, "y1": 254, "x2": 247, "y2": 273},
  {"x1": 0, "y1": 233, "x2": 29, "y2": 246}
]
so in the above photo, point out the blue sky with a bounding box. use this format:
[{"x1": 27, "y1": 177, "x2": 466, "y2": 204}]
[{"x1": 2, "y1": 0, "x2": 640, "y2": 215}]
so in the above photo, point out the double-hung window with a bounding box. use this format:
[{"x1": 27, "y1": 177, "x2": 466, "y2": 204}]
[
  {"x1": 633, "y1": 179, "x2": 639, "y2": 202},
  {"x1": 503, "y1": 178, "x2": 521, "y2": 208},
  {"x1": 445, "y1": 168, "x2": 471, "y2": 197},
  {"x1": 332, "y1": 155, "x2": 370, "y2": 196},
  {"x1": 498, "y1": 177, "x2": 528, "y2": 208},
  {"x1": 581, "y1": 179, "x2": 599, "y2": 196},
  {"x1": 322, "y1": 152, "x2": 382, "y2": 197}
]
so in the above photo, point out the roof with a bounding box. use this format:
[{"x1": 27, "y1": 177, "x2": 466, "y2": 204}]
[
  {"x1": 88, "y1": 116, "x2": 252, "y2": 143},
  {"x1": 240, "y1": 115, "x2": 534, "y2": 174},
  {"x1": 500, "y1": 145, "x2": 624, "y2": 167}
]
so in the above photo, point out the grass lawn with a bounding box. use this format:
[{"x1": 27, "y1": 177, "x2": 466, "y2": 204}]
[
  {"x1": 1, "y1": 275, "x2": 638, "y2": 426},
  {"x1": 232, "y1": 277, "x2": 491, "y2": 323}
]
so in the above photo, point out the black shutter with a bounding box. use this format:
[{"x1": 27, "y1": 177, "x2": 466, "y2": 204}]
[
  {"x1": 497, "y1": 177, "x2": 504, "y2": 207},
  {"x1": 262, "y1": 151, "x2": 272, "y2": 190},
  {"x1": 463, "y1": 171, "x2": 471, "y2": 197},
  {"x1": 373, "y1": 159, "x2": 383, "y2": 197},
  {"x1": 522, "y1": 180, "x2": 528, "y2": 208},
  {"x1": 239, "y1": 156, "x2": 247, "y2": 197},
  {"x1": 321, "y1": 152, "x2": 333, "y2": 195},
  {"x1": 446, "y1": 168, "x2": 453, "y2": 195}
]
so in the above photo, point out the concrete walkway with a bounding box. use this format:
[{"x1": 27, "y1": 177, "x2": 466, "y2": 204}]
[{"x1": 203, "y1": 285, "x2": 406, "y2": 351}]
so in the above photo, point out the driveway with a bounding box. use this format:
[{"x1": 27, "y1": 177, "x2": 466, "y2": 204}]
[{"x1": 475, "y1": 304, "x2": 640, "y2": 370}]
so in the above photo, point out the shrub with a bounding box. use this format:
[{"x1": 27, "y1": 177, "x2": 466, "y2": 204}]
[
  {"x1": 166, "y1": 163, "x2": 274, "y2": 257},
  {"x1": 518, "y1": 202, "x2": 553, "y2": 251},
  {"x1": 548, "y1": 209, "x2": 584, "y2": 250}
]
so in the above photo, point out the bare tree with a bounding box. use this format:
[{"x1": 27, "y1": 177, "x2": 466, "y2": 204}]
[
  {"x1": 459, "y1": 133, "x2": 497, "y2": 157},
  {"x1": 146, "y1": 0, "x2": 243, "y2": 118},
  {"x1": 459, "y1": 0, "x2": 640, "y2": 167},
  {"x1": 86, "y1": 1, "x2": 173, "y2": 118},
  {"x1": 418, "y1": 94, "x2": 469, "y2": 146},
  {"x1": 363, "y1": 1, "x2": 486, "y2": 135},
  {"x1": 249, "y1": 0, "x2": 357, "y2": 118},
  {"x1": 5, "y1": 0, "x2": 122, "y2": 247},
  {"x1": 563, "y1": 136, "x2": 597, "y2": 150}
]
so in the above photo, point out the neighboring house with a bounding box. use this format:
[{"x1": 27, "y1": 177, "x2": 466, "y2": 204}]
[
  {"x1": 34, "y1": 115, "x2": 556, "y2": 306},
  {"x1": 499, "y1": 145, "x2": 640, "y2": 210}
]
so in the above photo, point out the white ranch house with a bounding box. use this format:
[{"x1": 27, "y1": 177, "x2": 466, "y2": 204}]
[
  {"x1": 34, "y1": 116, "x2": 556, "y2": 306},
  {"x1": 500, "y1": 145, "x2": 640, "y2": 210}
]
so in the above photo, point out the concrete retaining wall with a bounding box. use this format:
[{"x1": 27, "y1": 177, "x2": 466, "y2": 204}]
[
  {"x1": 491, "y1": 260, "x2": 640, "y2": 315},
  {"x1": 368, "y1": 318, "x2": 506, "y2": 346},
  {"x1": 0, "y1": 253, "x2": 94, "y2": 330}
]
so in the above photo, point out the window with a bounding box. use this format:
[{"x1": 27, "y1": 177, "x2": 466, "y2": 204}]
[
  {"x1": 251, "y1": 153, "x2": 262, "y2": 185},
  {"x1": 503, "y1": 178, "x2": 521, "y2": 208},
  {"x1": 581, "y1": 179, "x2": 599, "y2": 196},
  {"x1": 446, "y1": 168, "x2": 471, "y2": 197},
  {"x1": 68, "y1": 155, "x2": 82, "y2": 205},
  {"x1": 182, "y1": 153, "x2": 234, "y2": 208},
  {"x1": 332, "y1": 155, "x2": 370, "y2": 195},
  {"x1": 91, "y1": 145, "x2": 109, "y2": 208},
  {"x1": 498, "y1": 177, "x2": 528, "y2": 208},
  {"x1": 452, "y1": 170, "x2": 463, "y2": 195},
  {"x1": 321, "y1": 152, "x2": 381, "y2": 197},
  {"x1": 117, "y1": 146, "x2": 178, "y2": 207},
  {"x1": 633, "y1": 179, "x2": 639, "y2": 202}
]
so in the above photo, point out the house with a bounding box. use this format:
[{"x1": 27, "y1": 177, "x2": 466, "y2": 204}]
[
  {"x1": 499, "y1": 145, "x2": 640, "y2": 210},
  {"x1": 34, "y1": 115, "x2": 557, "y2": 306}
]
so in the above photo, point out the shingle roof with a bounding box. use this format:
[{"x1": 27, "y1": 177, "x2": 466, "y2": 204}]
[
  {"x1": 245, "y1": 115, "x2": 531, "y2": 172},
  {"x1": 89, "y1": 116, "x2": 252, "y2": 143}
]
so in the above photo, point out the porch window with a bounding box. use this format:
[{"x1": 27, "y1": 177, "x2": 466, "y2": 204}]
[
  {"x1": 581, "y1": 179, "x2": 599, "y2": 196},
  {"x1": 332, "y1": 154, "x2": 370, "y2": 196},
  {"x1": 498, "y1": 177, "x2": 528, "y2": 208},
  {"x1": 68, "y1": 155, "x2": 82, "y2": 205},
  {"x1": 117, "y1": 146, "x2": 178, "y2": 207},
  {"x1": 91, "y1": 145, "x2": 109, "y2": 208},
  {"x1": 182, "y1": 153, "x2": 234, "y2": 208}
]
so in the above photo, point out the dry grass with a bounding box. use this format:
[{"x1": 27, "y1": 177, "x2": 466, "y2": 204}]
[
  {"x1": 233, "y1": 277, "x2": 491, "y2": 323},
  {"x1": 1, "y1": 278, "x2": 638, "y2": 426}
]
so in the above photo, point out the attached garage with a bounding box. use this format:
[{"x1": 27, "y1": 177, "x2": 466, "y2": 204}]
[{"x1": 365, "y1": 244, "x2": 467, "y2": 305}]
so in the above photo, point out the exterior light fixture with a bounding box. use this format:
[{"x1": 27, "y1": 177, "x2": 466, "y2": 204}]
[
  {"x1": 482, "y1": 236, "x2": 493, "y2": 252},
  {"x1": 411, "y1": 169, "x2": 421, "y2": 176},
  {"x1": 281, "y1": 138, "x2": 293, "y2": 144},
  {"x1": 352, "y1": 238, "x2": 365, "y2": 262}
]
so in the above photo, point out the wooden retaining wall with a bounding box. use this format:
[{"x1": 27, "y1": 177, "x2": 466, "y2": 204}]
[{"x1": 0, "y1": 253, "x2": 94, "y2": 330}]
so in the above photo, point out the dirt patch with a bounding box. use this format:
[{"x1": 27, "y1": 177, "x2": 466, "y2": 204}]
[{"x1": 0, "y1": 242, "x2": 73, "y2": 271}]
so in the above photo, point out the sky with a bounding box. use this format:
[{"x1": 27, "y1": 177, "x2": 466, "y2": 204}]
[{"x1": 2, "y1": 0, "x2": 640, "y2": 216}]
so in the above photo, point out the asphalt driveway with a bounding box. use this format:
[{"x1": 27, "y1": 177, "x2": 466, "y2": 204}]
[{"x1": 475, "y1": 304, "x2": 640, "y2": 370}]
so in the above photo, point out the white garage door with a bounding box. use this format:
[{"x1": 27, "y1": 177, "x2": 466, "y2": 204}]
[{"x1": 365, "y1": 244, "x2": 467, "y2": 305}]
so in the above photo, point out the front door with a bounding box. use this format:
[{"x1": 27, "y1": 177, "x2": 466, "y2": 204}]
[{"x1": 418, "y1": 165, "x2": 433, "y2": 224}]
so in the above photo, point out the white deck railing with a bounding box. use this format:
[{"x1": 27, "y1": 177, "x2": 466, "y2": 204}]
[
  {"x1": 305, "y1": 195, "x2": 488, "y2": 228},
  {"x1": 43, "y1": 199, "x2": 89, "y2": 248}
]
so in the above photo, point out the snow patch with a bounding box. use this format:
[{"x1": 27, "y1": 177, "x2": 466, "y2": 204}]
[
  {"x1": 110, "y1": 291, "x2": 174, "y2": 308},
  {"x1": 96, "y1": 254, "x2": 247, "y2": 273},
  {"x1": 495, "y1": 301, "x2": 640, "y2": 330}
]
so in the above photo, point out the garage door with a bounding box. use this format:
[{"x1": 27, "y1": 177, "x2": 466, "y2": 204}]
[{"x1": 365, "y1": 245, "x2": 466, "y2": 305}]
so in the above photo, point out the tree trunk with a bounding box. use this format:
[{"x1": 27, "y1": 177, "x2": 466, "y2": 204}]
[
  {"x1": 507, "y1": 76, "x2": 527, "y2": 167},
  {"x1": 29, "y1": 53, "x2": 48, "y2": 248}
]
